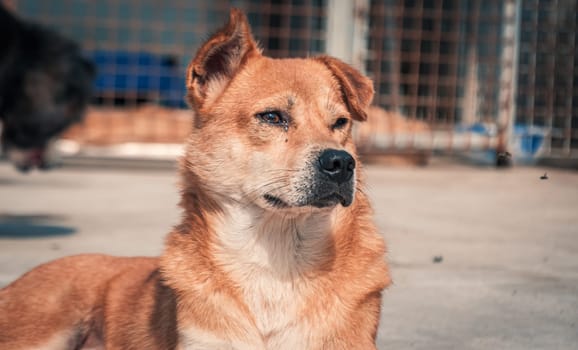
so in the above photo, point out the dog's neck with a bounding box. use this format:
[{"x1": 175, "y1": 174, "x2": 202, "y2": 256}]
[
  {"x1": 164, "y1": 180, "x2": 382, "y2": 343},
  {"x1": 212, "y1": 200, "x2": 337, "y2": 279},
  {"x1": 176, "y1": 180, "x2": 342, "y2": 279}
]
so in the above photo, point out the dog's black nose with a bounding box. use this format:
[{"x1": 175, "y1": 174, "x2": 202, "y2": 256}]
[{"x1": 318, "y1": 149, "x2": 355, "y2": 184}]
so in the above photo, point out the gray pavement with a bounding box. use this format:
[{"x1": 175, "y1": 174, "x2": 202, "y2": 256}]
[{"x1": 0, "y1": 161, "x2": 577, "y2": 349}]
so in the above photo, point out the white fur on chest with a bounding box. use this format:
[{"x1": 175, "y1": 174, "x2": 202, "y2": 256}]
[
  {"x1": 213, "y1": 204, "x2": 334, "y2": 347},
  {"x1": 179, "y1": 326, "x2": 258, "y2": 350}
]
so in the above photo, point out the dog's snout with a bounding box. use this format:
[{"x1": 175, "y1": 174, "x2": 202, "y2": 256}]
[{"x1": 318, "y1": 149, "x2": 355, "y2": 184}]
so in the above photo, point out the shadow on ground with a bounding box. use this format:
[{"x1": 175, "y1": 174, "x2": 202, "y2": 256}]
[{"x1": 0, "y1": 214, "x2": 76, "y2": 238}]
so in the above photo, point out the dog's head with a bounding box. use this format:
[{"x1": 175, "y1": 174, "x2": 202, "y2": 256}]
[
  {"x1": 0, "y1": 6, "x2": 95, "y2": 171},
  {"x1": 183, "y1": 9, "x2": 373, "y2": 214}
]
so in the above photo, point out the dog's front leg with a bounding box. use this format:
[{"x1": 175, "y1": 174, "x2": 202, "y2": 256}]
[{"x1": 319, "y1": 290, "x2": 383, "y2": 350}]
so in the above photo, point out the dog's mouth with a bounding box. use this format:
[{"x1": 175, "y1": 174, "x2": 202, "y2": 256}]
[
  {"x1": 263, "y1": 194, "x2": 290, "y2": 208},
  {"x1": 263, "y1": 191, "x2": 351, "y2": 210}
]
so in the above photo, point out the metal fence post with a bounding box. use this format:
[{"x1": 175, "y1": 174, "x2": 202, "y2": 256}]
[
  {"x1": 326, "y1": 0, "x2": 370, "y2": 72},
  {"x1": 502, "y1": 0, "x2": 522, "y2": 161}
]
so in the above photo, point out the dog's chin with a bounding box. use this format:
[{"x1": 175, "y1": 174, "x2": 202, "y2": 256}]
[{"x1": 310, "y1": 193, "x2": 351, "y2": 208}]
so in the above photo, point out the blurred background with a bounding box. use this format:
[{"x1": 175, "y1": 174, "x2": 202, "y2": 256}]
[{"x1": 2, "y1": 0, "x2": 576, "y2": 166}]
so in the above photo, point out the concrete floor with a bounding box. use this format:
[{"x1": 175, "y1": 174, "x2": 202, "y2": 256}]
[{"x1": 0, "y1": 161, "x2": 577, "y2": 349}]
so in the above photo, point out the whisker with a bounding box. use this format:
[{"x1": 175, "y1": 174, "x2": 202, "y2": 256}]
[{"x1": 262, "y1": 168, "x2": 302, "y2": 173}]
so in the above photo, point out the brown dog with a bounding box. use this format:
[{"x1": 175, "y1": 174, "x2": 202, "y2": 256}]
[{"x1": 0, "y1": 10, "x2": 390, "y2": 349}]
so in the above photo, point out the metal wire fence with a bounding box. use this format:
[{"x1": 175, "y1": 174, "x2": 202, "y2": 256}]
[
  {"x1": 3, "y1": 0, "x2": 577, "y2": 162},
  {"x1": 516, "y1": 0, "x2": 577, "y2": 158},
  {"x1": 7, "y1": 0, "x2": 325, "y2": 107}
]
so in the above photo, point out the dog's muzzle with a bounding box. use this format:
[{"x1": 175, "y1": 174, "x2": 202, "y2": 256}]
[
  {"x1": 262, "y1": 149, "x2": 357, "y2": 210},
  {"x1": 308, "y1": 149, "x2": 356, "y2": 208}
]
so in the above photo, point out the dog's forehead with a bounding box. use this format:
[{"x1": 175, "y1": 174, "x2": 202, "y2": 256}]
[{"x1": 238, "y1": 57, "x2": 342, "y2": 104}]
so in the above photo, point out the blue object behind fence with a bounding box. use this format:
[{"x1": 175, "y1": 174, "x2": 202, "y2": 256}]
[
  {"x1": 89, "y1": 50, "x2": 186, "y2": 108},
  {"x1": 513, "y1": 125, "x2": 546, "y2": 156}
]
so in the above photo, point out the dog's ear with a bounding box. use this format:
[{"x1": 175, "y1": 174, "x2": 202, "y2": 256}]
[
  {"x1": 315, "y1": 56, "x2": 374, "y2": 122},
  {"x1": 186, "y1": 9, "x2": 259, "y2": 109}
]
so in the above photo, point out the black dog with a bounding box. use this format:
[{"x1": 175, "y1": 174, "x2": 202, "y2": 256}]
[{"x1": 0, "y1": 5, "x2": 95, "y2": 171}]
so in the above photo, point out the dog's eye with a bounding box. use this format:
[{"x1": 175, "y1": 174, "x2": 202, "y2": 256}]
[
  {"x1": 332, "y1": 117, "x2": 349, "y2": 130},
  {"x1": 256, "y1": 111, "x2": 286, "y2": 126}
]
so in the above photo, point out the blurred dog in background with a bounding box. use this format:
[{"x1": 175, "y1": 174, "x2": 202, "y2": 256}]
[{"x1": 0, "y1": 4, "x2": 94, "y2": 171}]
